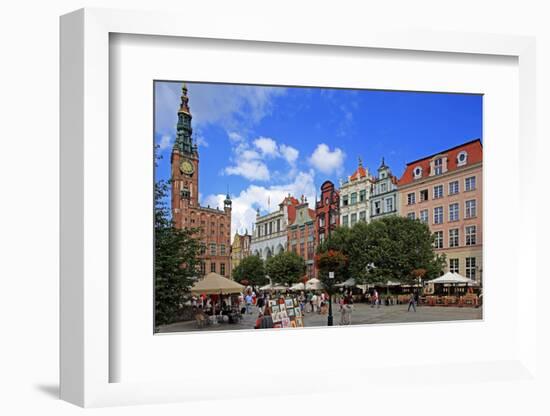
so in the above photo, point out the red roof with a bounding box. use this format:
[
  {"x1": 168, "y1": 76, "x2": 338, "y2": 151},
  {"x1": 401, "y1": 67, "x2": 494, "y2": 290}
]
[
  {"x1": 398, "y1": 139, "x2": 482, "y2": 186},
  {"x1": 350, "y1": 165, "x2": 367, "y2": 181}
]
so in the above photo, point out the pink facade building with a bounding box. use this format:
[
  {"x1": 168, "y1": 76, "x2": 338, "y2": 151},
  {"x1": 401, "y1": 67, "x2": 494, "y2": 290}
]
[{"x1": 398, "y1": 139, "x2": 483, "y2": 283}]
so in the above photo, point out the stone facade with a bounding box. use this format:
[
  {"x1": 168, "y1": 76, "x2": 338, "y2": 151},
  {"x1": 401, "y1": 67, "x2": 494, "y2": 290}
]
[
  {"x1": 398, "y1": 139, "x2": 483, "y2": 283},
  {"x1": 370, "y1": 158, "x2": 399, "y2": 220},
  {"x1": 339, "y1": 159, "x2": 372, "y2": 227},
  {"x1": 231, "y1": 231, "x2": 251, "y2": 273},
  {"x1": 250, "y1": 195, "x2": 299, "y2": 260},
  {"x1": 315, "y1": 181, "x2": 340, "y2": 246},
  {"x1": 289, "y1": 197, "x2": 317, "y2": 279},
  {"x1": 171, "y1": 83, "x2": 232, "y2": 278}
]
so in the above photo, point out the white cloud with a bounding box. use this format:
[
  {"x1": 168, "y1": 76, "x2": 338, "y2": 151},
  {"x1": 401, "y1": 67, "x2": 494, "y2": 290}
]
[
  {"x1": 254, "y1": 137, "x2": 279, "y2": 157},
  {"x1": 195, "y1": 135, "x2": 209, "y2": 148},
  {"x1": 225, "y1": 135, "x2": 300, "y2": 182},
  {"x1": 225, "y1": 160, "x2": 270, "y2": 181},
  {"x1": 158, "y1": 134, "x2": 173, "y2": 151},
  {"x1": 228, "y1": 131, "x2": 244, "y2": 142},
  {"x1": 308, "y1": 143, "x2": 346, "y2": 175},
  {"x1": 280, "y1": 144, "x2": 299, "y2": 165},
  {"x1": 203, "y1": 170, "x2": 317, "y2": 238}
]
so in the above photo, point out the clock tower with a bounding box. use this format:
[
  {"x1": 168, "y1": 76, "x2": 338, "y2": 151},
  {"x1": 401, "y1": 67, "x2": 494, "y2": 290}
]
[
  {"x1": 170, "y1": 82, "x2": 233, "y2": 278},
  {"x1": 171, "y1": 83, "x2": 199, "y2": 225}
]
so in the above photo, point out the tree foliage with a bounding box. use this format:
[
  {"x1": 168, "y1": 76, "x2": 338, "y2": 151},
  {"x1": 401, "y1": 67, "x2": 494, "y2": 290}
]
[
  {"x1": 155, "y1": 173, "x2": 202, "y2": 327},
  {"x1": 317, "y1": 216, "x2": 446, "y2": 285},
  {"x1": 232, "y1": 255, "x2": 267, "y2": 287},
  {"x1": 265, "y1": 251, "x2": 306, "y2": 285},
  {"x1": 315, "y1": 250, "x2": 348, "y2": 294}
]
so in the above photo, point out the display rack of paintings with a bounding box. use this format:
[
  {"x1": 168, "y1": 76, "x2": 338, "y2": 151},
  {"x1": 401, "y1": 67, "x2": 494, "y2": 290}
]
[{"x1": 270, "y1": 296, "x2": 304, "y2": 329}]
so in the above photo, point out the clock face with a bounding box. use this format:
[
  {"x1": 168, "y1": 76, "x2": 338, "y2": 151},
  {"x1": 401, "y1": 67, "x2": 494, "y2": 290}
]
[{"x1": 180, "y1": 160, "x2": 194, "y2": 175}]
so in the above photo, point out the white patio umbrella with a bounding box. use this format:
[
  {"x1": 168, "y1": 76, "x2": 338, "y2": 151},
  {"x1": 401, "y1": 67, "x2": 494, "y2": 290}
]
[
  {"x1": 335, "y1": 278, "x2": 356, "y2": 288},
  {"x1": 425, "y1": 271, "x2": 478, "y2": 285},
  {"x1": 290, "y1": 282, "x2": 306, "y2": 291},
  {"x1": 305, "y1": 278, "x2": 323, "y2": 290}
]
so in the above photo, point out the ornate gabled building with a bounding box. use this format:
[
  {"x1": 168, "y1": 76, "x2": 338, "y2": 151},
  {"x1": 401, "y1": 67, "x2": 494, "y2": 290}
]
[
  {"x1": 398, "y1": 139, "x2": 483, "y2": 283},
  {"x1": 250, "y1": 195, "x2": 299, "y2": 260},
  {"x1": 171, "y1": 83, "x2": 232, "y2": 278},
  {"x1": 339, "y1": 158, "x2": 372, "y2": 227},
  {"x1": 370, "y1": 158, "x2": 399, "y2": 220},
  {"x1": 289, "y1": 196, "x2": 317, "y2": 279},
  {"x1": 231, "y1": 230, "x2": 252, "y2": 273},
  {"x1": 315, "y1": 181, "x2": 340, "y2": 245}
]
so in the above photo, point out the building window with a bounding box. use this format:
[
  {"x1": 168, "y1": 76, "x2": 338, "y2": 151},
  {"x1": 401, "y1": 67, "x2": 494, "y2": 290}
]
[
  {"x1": 209, "y1": 243, "x2": 216, "y2": 256},
  {"x1": 200, "y1": 261, "x2": 206, "y2": 275},
  {"x1": 466, "y1": 257, "x2": 476, "y2": 280},
  {"x1": 449, "y1": 180, "x2": 459, "y2": 195},
  {"x1": 200, "y1": 244, "x2": 206, "y2": 255},
  {"x1": 292, "y1": 244, "x2": 297, "y2": 253},
  {"x1": 342, "y1": 215, "x2": 349, "y2": 227},
  {"x1": 264, "y1": 223, "x2": 268, "y2": 236},
  {"x1": 330, "y1": 212, "x2": 337, "y2": 224},
  {"x1": 449, "y1": 258, "x2": 459, "y2": 273},
  {"x1": 434, "y1": 231, "x2": 443, "y2": 249},
  {"x1": 307, "y1": 241, "x2": 314, "y2": 257},
  {"x1": 319, "y1": 233, "x2": 325, "y2": 243},
  {"x1": 220, "y1": 263, "x2": 226, "y2": 276},
  {"x1": 300, "y1": 242, "x2": 304, "y2": 256},
  {"x1": 210, "y1": 262, "x2": 216, "y2": 273},
  {"x1": 465, "y1": 176, "x2": 476, "y2": 191},
  {"x1": 319, "y1": 215, "x2": 326, "y2": 227},
  {"x1": 359, "y1": 211, "x2": 366, "y2": 222},
  {"x1": 449, "y1": 203, "x2": 459, "y2": 222},
  {"x1": 457, "y1": 151, "x2": 468, "y2": 166},
  {"x1": 434, "y1": 158, "x2": 443, "y2": 175},
  {"x1": 413, "y1": 166, "x2": 422, "y2": 179},
  {"x1": 380, "y1": 183, "x2": 387, "y2": 193},
  {"x1": 342, "y1": 195, "x2": 349, "y2": 206},
  {"x1": 434, "y1": 206, "x2": 443, "y2": 224},
  {"x1": 420, "y1": 189, "x2": 428, "y2": 202},
  {"x1": 374, "y1": 201, "x2": 381, "y2": 215},
  {"x1": 385, "y1": 198, "x2": 394, "y2": 212},
  {"x1": 359, "y1": 189, "x2": 366, "y2": 202},
  {"x1": 220, "y1": 244, "x2": 226, "y2": 255},
  {"x1": 350, "y1": 213, "x2": 357, "y2": 226},
  {"x1": 433, "y1": 184, "x2": 444, "y2": 199},
  {"x1": 269, "y1": 222, "x2": 273, "y2": 234},
  {"x1": 277, "y1": 219, "x2": 281, "y2": 232},
  {"x1": 420, "y1": 209, "x2": 428, "y2": 224},
  {"x1": 449, "y1": 228, "x2": 459, "y2": 247},
  {"x1": 350, "y1": 192, "x2": 357, "y2": 205},
  {"x1": 407, "y1": 192, "x2": 416, "y2": 205},
  {"x1": 465, "y1": 200, "x2": 477, "y2": 218},
  {"x1": 407, "y1": 212, "x2": 416, "y2": 221},
  {"x1": 466, "y1": 225, "x2": 477, "y2": 245}
]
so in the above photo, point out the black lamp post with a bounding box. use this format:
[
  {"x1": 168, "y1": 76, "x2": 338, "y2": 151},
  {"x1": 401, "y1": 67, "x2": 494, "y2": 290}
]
[{"x1": 327, "y1": 271, "x2": 334, "y2": 326}]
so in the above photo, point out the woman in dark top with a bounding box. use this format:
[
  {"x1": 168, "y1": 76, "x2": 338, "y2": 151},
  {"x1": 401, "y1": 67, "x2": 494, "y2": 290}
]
[{"x1": 259, "y1": 306, "x2": 274, "y2": 329}]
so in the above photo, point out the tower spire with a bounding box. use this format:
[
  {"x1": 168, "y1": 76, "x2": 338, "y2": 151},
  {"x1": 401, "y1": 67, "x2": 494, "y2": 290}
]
[
  {"x1": 358, "y1": 155, "x2": 363, "y2": 167},
  {"x1": 175, "y1": 82, "x2": 195, "y2": 155}
]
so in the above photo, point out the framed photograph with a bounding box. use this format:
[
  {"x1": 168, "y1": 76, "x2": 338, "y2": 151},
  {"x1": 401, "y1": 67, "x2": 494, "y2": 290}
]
[
  {"x1": 285, "y1": 299, "x2": 294, "y2": 309},
  {"x1": 269, "y1": 300, "x2": 277, "y2": 308},
  {"x1": 287, "y1": 308, "x2": 295, "y2": 317},
  {"x1": 60, "y1": 7, "x2": 537, "y2": 408},
  {"x1": 294, "y1": 307, "x2": 302, "y2": 317},
  {"x1": 271, "y1": 305, "x2": 280, "y2": 313}
]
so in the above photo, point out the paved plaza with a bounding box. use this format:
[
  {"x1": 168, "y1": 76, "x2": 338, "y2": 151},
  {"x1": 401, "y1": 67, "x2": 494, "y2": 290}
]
[{"x1": 157, "y1": 303, "x2": 482, "y2": 333}]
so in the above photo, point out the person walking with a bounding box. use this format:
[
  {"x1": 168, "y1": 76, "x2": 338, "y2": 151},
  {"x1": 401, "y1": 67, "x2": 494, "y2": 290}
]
[
  {"x1": 407, "y1": 292, "x2": 417, "y2": 312},
  {"x1": 245, "y1": 292, "x2": 253, "y2": 314}
]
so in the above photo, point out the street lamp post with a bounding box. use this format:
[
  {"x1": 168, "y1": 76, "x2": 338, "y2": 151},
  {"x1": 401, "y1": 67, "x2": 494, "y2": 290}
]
[{"x1": 327, "y1": 271, "x2": 334, "y2": 326}]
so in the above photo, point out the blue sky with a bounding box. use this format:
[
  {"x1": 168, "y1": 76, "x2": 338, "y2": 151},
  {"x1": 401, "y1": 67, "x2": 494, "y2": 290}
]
[{"x1": 155, "y1": 81, "x2": 482, "y2": 238}]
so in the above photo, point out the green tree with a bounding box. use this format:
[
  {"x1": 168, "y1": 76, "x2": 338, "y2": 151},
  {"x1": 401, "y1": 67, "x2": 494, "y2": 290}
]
[
  {"x1": 265, "y1": 251, "x2": 306, "y2": 286},
  {"x1": 232, "y1": 255, "x2": 267, "y2": 287},
  {"x1": 316, "y1": 216, "x2": 445, "y2": 285},
  {"x1": 315, "y1": 250, "x2": 348, "y2": 294},
  {"x1": 154, "y1": 165, "x2": 202, "y2": 326}
]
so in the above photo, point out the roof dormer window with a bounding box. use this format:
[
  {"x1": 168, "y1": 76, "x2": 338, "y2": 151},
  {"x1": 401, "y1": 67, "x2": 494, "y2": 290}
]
[
  {"x1": 434, "y1": 158, "x2": 443, "y2": 175},
  {"x1": 413, "y1": 166, "x2": 423, "y2": 179},
  {"x1": 457, "y1": 151, "x2": 468, "y2": 166}
]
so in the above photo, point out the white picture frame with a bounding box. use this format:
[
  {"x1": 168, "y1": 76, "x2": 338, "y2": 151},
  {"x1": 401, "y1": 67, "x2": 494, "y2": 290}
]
[{"x1": 60, "y1": 7, "x2": 538, "y2": 407}]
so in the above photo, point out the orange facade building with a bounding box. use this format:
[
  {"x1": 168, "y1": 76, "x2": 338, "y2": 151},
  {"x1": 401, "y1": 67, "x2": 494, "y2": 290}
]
[
  {"x1": 171, "y1": 84, "x2": 232, "y2": 278},
  {"x1": 398, "y1": 139, "x2": 483, "y2": 283}
]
